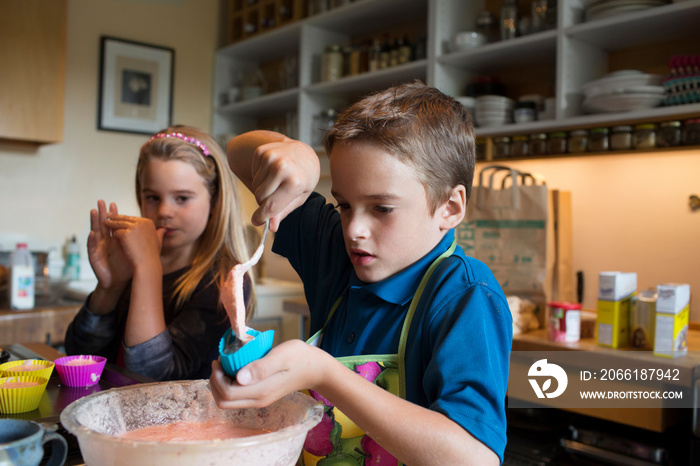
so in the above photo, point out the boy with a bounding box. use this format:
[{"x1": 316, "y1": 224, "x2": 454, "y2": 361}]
[{"x1": 209, "y1": 82, "x2": 512, "y2": 465}]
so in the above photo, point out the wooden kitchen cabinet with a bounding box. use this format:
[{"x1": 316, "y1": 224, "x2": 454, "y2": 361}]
[
  {"x1": 212, "y1": 0, "x2": 700, "y2": 156},
  {"x1": 0, "y1": 0, "x2": 67, "y2": 144}
]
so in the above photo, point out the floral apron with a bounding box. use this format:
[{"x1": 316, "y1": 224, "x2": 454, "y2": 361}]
[{"x1": 301, "y1": 239, "x2": 457, "y2": 466}]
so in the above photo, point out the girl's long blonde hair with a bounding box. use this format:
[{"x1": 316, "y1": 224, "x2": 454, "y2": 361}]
[{"x1": 136, "y1": 125, "x2": 257, "y2": 320}]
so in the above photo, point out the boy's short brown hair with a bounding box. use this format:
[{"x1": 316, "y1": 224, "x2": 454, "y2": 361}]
[{"x1": 323, "y1": 81, "x2": 475, "y2": 213}]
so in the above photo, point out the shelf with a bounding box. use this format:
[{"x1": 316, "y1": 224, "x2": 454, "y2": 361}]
[
  {"x1": 213, "y1": 0, "x2": 700, "y2": 155},
  {"x1": 304, "y1": 0, "x2": 427, "y2": 36},
  {"x1": 438, "y1": 29, "x2": 557, "y2": 71},
  {"x1": 474, "y1": 103, "x2": 700, "y2": 137},
  {"x1": 217, "y1": 87, "x2": 299, "y2": 117},
  {"x1": 566, "y1": 1, "x2": 700, "y2": 50},
  {"x1": 306, "y1": 60, "x2": 427, "y2": 98}
]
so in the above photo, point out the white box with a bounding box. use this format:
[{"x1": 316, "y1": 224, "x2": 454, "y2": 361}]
[
  {"x1": 598, "y1": 272, "x2": 637, "y2": 301},
  {"x1": 656, "y1": 283, "x2": 690, "y2": 314}
]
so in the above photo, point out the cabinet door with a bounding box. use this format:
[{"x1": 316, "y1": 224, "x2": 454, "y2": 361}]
[{"x1": 0, "y1": 0, "x2": 67, "y2": 144}]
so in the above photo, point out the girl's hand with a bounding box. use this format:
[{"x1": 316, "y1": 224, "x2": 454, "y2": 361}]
[
  {"x1": 87, "y1": 200, "x2": 132, "y2": 291},
  {"x1": 104, "y1": 214, "x2": 165, "y2": 275},
  {"x1": 209, "y1": 339, "x2": 330, "y2": 409}
]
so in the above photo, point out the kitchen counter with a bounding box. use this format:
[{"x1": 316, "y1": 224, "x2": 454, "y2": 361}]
[
  {"x1": 284, "y1": 297, "x2": 699, "y2": 432},
  {"x1": 0, "y1": 301, "x2": 82, "y2": 347}
]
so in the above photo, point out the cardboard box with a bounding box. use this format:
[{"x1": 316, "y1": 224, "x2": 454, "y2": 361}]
[
  {"x1": 596, "y1": 272, "x2": 637, "y2": 348},
  {"x1": 597, "y1": 297, "x2": 631, "y2": 348},
  {"x1": 598, "y1": 272, "x2": 637, "y2": 301},
  {"x1": 654, "y1": 284, "x2": 690, "y2": 358}
]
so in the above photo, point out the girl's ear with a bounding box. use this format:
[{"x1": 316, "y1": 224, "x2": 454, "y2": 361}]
[{"x1": 439, "y1": 184, "x2": 467, "y2": 230}]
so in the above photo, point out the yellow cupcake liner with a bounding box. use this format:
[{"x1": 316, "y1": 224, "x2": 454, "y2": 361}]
[
  {"x1": 0, "y1": 375, "x2": 49, "y2": 414},
  {"x1": 0, "y1": 359, "x2": 55, "y2": 380}
]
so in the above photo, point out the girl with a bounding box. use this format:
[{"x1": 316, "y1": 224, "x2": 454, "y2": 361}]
[{"x1": 65, "y1": 126, "x2": 255, "y2": 380}]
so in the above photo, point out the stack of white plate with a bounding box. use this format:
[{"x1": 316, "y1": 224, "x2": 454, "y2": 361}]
[
  {"x1": 581, "y1": 70, "x2": 665, "y2": 114},
  {"x1": 475, "y1": 95, "x2": 514, "y2": 127},
  {"x1": 584, "y1": 0, "x2": 668, "y2": 21}
]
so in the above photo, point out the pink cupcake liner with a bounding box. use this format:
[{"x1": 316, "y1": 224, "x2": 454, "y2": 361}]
[
  {"x1": 0, "y1": 359, "x2": 55, "y2": 380},
  {"x1": 54, "y1": 355, "x2": 107, "y2": 387},
  {"x1": 0, "y1": 375, "x2": 49, "y2": 414}
]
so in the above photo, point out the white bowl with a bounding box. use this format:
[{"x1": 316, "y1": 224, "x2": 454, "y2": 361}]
[
  {"x1": 450, "y1": 31, "x2": 488, "y2": 52},
  {"x1": 582, "y1": 92, "x2": 664, "y2": 113},
  {"x1": 582, "y1": 71, "x2": 665, "y2": 98}
]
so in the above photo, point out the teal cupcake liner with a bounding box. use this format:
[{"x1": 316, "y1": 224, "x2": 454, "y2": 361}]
[{"x1": 219, "y1": 328, "x2": 274, "y2": 378}]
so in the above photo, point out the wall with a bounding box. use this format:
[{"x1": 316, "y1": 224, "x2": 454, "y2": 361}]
[
  {"x1": 0, "y1": 0, "x2": 219, "y2": 270},
  {"x1": 482, "y1": 149, "x2": 700, "y2": 318}
]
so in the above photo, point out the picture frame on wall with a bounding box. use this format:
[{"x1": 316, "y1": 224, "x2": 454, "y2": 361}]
[{"x1": 97, "y1": 36, "x2": 174, "y2": 135}]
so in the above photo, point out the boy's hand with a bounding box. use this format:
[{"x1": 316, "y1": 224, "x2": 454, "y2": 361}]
[
  {"x1": 227, "y1": 131, "x2": 320, "y2": 232},
  {"x1": 209, "y1": 339, "x2": 329, "y2": 409}
]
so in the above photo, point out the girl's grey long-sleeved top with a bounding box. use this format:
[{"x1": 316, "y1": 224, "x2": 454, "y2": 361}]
[{"x1": 64, "y1": 267, "x2": 231, "y2": 381}]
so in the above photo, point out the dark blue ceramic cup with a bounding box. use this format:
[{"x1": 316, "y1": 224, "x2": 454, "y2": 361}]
[{"x1": 0, "y1": 419, "x2": 67, "y2": 466}]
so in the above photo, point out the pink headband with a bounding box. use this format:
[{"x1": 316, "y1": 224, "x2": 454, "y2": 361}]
[{"x1": 148, "y1": 132, "x2": 211, "y2": 156}]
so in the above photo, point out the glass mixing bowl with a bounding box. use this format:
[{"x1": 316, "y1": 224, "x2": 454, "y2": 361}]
[{"x1": 60, "y1": 379, "x2": 322, "y2": 466}]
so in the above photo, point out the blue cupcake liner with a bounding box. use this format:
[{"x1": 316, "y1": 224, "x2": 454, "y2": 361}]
[{"x1": 218, "y1": 328, "x2": 275, "y2": 378}]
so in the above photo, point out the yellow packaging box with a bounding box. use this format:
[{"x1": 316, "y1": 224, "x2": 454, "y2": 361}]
[
  {"x1": 596, "y1": 297, "x2": 632, "y2": 348},
  {"x1": 654, "y1": 283, "x2": 690, "y2": 358}
]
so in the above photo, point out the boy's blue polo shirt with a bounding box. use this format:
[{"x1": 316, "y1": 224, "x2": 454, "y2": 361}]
[{"x1": 273, "y1": 193, "x2": 512, "y2": 462}]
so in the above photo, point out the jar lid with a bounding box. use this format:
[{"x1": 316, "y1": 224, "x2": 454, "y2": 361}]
[
  {"x1": 590, "y1": 127, "x2": 609, "y2": 134},
  {"x1": 660, "y1": 120, "x2": 681, "y2": 127},
  {"x1": 634, "y1": 123, "x2": 657, "y2": 130},
  {"x1": 612, "y1": 125, "x2": 632, "y2": 132},
  {"x1": 513, "y1": 135, "x2": 528, "y2": 141},
  {"x1": 684, "y1": 118, "x2": 700, "y2": 124},
  {"x1": 548, "y1": 301, "x2": 582, "y2": 310},
  {"x1": 326, "y1": 44, "x2": 342, "y2": 52},
  {"x1": 549, "y1": 131, "x2": 567, "y2": 137},
  {"x1": 494, "y1": 136, "x2": 511, "y2": 142},
  {"x1": 530, "y1": 132, "x2": 547, "y2": 139},
  {"x1": 570, "y1": 129, "x2": 588, "y2": 136}
]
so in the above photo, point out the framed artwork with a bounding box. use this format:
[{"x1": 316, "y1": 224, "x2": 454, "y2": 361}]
[{"x1": 97, "y1": 36, "x2": 174, "y2": 134}]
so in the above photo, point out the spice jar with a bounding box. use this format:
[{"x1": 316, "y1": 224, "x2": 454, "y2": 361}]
[
  {"x1": 547, "y1": 131, "x2": 567, "y2": 154},
  {"x1": 610, "y1": 125, "x2": 633, "y2": 150},
  {"x1": 589, "y1": 127, "x2": 609, "y2": 152},
  {"x1": 530, "y1": 133, "x2": 548, "y2": 156},
  {"x1": 633, "y1": 123, "x2": 657, "y2": 149},
  {"x1": 657, "y1": 121, "x2": 682, "y2": 147},
  {"x1": 568, "y1": 129, "x2": 589, "y2": 153},
  {"x1": 493, "y1": 136, "x2": 511, "y2": 158},
  {"x1": 511, "y1": 135, "x2": 529, "y2": 157},
  {"x1": 321, "y1": 45, "x2": 343, "y2": 82},
  {"x1": 682, "y1": 119, "x2": 700, "y2": 146}
]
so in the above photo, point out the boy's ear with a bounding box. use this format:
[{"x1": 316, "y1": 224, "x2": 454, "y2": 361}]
[{"x1": 439, "y1": 185, "x2": 467, "y2": 230}]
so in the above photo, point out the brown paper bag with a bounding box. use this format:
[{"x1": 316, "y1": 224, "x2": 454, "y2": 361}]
[{"x1": 457, "y1": 165, "x2": 574, "y2": 325}]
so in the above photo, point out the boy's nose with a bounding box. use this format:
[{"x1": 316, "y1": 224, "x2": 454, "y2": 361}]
[{"x1": 344, "y1": 213, "x2": 369, "y2": 240}]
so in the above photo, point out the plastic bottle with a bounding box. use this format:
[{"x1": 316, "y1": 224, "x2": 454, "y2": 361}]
[
  {"x1": 65, "y1": 235, "x2": 80, "y2": 280},
  {"x1": 9, "y1": 243, "x2": 35, "y2": 310}
]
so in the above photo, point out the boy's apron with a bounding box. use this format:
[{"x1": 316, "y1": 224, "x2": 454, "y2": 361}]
[{"x1": 301, "y1": 240, "x2": 457, "y2": 466}]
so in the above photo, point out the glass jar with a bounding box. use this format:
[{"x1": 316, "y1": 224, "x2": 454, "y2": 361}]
[
  {"x1": 493, "y1": 136, "x2": 511, "y2": 158},
  {"x1": 475, "y1": 138, "x2": 487, "y2": 160},
  {"x1": 547, "y1": 131, "x2": 567, "y2": 154},
  {"x1": 530, "y1": 133, "x2": 548, "y2": 156},
  {"x1": 321, "y1": 45, "x2": 343, "y2": 82},
  {"x1": 610, "y1": 125, "x2": 633, "y2": 150},
  {"x1": 633, "y1": 123, "x2": 657, "y2": 149},
  {"x1": 511, "y1": 135, "x2": 529, "y2": 157},
  {"x1": 589, "y1": 127, "x2": 609, "y2": 152},
  {"x1": 568, "y1": 129, "x2": 589, "y2": 153},
  {"x1": 682, "y1": 119, "x2": 700, "y2": 146},
  {"x1": 657, "y1": 121, "x2": 682, "y2": 147}
]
